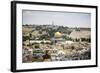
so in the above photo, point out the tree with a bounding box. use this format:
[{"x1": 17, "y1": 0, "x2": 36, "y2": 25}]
[
  {"x1": 23, "y1": 36, "x2": 29, "y2": 41},
  {"x1": 35, "y1": 44, "x2": 39, "y2": 48},
  {"x1": 41, "y1": 41, "x2": 44, "y2": 44},
  {"x1": 81, "y1": 38, "x2": 86, "y2": 42},
  {"x1": 75, "y1": 38, "x2": 80, "y2": 42}
]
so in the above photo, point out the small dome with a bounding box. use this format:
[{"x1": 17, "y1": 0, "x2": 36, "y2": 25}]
[{"x1": 54, "y1": 32, "x2": 62, "y2": 38}]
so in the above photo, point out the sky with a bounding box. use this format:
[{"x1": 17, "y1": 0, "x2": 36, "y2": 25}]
[{"x1": 22, "y1": 10, "x2": 91, "y2": 28}]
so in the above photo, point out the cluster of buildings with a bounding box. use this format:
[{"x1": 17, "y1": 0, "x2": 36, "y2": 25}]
[{"x1": 22, "y1": 23, "x2": 91, "y2": 62}]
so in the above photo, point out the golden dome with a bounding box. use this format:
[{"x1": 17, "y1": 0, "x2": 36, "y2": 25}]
[{"x1": 54, "y1": 32, "x2": 62, "y2": 38}]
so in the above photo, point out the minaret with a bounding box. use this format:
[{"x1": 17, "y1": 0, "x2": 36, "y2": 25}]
[{"x1": 52, "y1": 21, "x2": 54, "y2": 25}]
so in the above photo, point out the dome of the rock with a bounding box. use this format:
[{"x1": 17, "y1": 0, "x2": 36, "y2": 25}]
[{"x1": 54, "y1": 32, "x2": 62, "y2": 38}]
